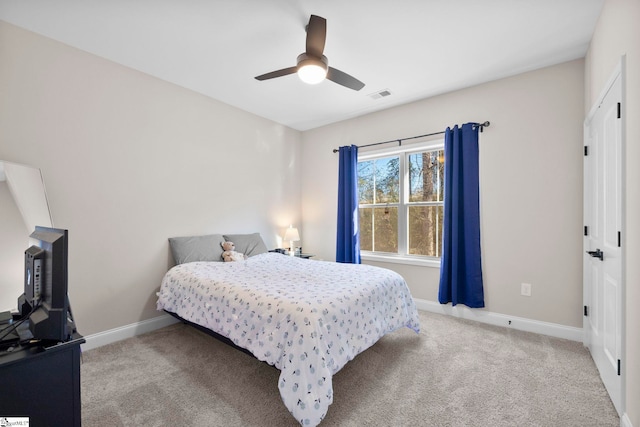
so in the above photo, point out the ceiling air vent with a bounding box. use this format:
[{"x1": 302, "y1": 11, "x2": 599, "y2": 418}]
[{"x1": 368, "y1": 89, "x2": 392, "y2": 100}]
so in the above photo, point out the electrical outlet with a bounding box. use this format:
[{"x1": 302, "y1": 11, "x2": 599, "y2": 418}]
[{"x1": 521, "y1": 283, "x2": 532, "y2": 297}]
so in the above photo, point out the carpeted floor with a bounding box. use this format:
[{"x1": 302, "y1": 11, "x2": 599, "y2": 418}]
[{"x1": 80, "y1": 310, "x2": 619, "y2": 426}]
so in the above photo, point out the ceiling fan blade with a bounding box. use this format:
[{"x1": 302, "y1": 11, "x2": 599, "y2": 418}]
[
  {"x1": 306, "y1": 15, "x2": 326, "y2": 57},
  {"x1": 255, "y1": 66, "x2": 298, "y2": 81},
  {"x1": 327, "y1": 67, "x2": 365, "y2": 91}
]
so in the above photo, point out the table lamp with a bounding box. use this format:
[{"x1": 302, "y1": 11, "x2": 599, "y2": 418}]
[{"x1": 283, "y1": 226, "x2": 300, "y2": 256}]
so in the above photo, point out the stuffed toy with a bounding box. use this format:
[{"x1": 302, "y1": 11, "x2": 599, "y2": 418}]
[{"x1": 221, "y1": 241, "x2": 246, "y2": 262}]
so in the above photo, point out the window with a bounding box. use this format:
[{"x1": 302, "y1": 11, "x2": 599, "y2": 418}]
[{"x1": 358, "y1": 140, "x2": 444, "y2": 262}]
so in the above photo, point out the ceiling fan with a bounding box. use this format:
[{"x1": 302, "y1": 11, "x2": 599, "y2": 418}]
[{"x1": 255, "y1": 15, "x2": 365, "y2": 91}]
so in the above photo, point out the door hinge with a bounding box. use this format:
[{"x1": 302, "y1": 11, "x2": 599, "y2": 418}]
[
  {"x1": 584, "y1": 305, "x2": 588, "y2": 316},
  {"x1": 618, "y1": 231, "x2": 621, "y2": 247},
  {"x1": 617, "y1": 102, "x2": 621, "y2": 119},
  {"x1": 617, "y1": 359, "x2": 621, "y2": 376},
  {"x1": 584, "y1": 226, "x2": 588, "y2": 236},
  {"x1": 584, "y1": 146, "x2": 588, "y2": 156}
]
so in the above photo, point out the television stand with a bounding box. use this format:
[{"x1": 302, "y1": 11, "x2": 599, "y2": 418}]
[{"x1": 0, "y1": 331, "x2": 84, "y2": 426}]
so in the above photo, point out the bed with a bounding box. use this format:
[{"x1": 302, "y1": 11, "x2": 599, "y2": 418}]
[{"x1": 156, "y1": 233, "x2": 420, "y2": 426}]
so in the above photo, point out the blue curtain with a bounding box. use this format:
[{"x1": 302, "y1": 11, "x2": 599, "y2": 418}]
[
  {"x1": 336, "y1": 145, "x2": 361, "y2": 264},
  {"x1": 438, "y1": 123, "x2": 484, "y2": 308}
]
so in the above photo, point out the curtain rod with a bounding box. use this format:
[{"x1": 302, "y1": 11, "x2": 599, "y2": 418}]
[{"x1": 332, "y1": 121, "x2": 490, "y2": 153}]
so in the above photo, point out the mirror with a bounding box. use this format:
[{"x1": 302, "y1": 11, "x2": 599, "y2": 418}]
[{"x1": 0, "y1": 161, "x2": 53, "y2": 311}]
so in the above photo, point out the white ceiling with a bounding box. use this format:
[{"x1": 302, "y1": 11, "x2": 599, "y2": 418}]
[{"x1": 0, "y1": 0, "x2": 604, "y2": 131}]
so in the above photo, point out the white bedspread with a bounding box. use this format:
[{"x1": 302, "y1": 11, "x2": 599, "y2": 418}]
[{"x1": 157, "y1": 252, "x2": 420, "y2": 426}]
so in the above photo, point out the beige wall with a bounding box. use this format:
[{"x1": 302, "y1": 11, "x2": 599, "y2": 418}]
[
  {"x1": 585, "y1": 0, "x2": 640, "y2": 424},
  {"x1": 0, "y1": 21, "x2": 303, "y2": 335},
  {"x1": 302, "y1": 59, "x2": 585, "y2": 328}
]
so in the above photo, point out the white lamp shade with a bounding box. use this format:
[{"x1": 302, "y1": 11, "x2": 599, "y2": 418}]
[{"x1": 283, "y1": 227, "x2": 300, "y2": 242}]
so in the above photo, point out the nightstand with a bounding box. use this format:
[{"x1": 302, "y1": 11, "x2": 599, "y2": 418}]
[{"x1": 269, "y1": 249, "x2": 314, "y2": 259}]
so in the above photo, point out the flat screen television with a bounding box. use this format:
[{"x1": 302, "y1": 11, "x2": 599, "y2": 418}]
[{"x1": 17, "y1": 226, "x2": 76, "y2": 342}]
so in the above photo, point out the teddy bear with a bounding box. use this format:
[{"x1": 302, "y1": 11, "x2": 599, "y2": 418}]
[{"x1": 220, "y1": 241, "x2": 247, "y2": 262}]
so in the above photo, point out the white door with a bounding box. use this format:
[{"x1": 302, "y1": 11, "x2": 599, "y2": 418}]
[{"x1": 583, "y1": 70, "x2": 623, "y2": 415}]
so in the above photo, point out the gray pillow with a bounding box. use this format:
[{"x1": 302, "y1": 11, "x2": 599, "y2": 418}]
[
  {"x1": 168, "y1": 234, "x2": 226, "y2": 264},
  {"x1": 223, "y1": 233, "x2": 268, "y2": 257}
]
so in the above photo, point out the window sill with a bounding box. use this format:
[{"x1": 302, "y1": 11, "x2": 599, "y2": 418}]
[{"x1": 360, "y1": 253, "x2": 441, "y2": 268}]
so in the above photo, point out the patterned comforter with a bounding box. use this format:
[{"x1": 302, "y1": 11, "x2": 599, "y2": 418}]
[{"x1": 157, "y1": 252, "x2": 420, "y2": 426}]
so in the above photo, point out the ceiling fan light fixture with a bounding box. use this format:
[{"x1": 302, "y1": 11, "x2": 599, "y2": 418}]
[
  {"x1": 298, "y1": 64, "x2": 326, "y2": 84},
  {"x1": 255, "y1": 16, "x2": 364, "y2": 91},
  {"x1": 296, "y1": 54, "x2": 328, "y2": 85}
]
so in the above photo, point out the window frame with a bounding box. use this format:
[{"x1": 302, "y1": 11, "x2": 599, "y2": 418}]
[{"x1": 358, "y1": 137, "x2": 444, "y2": 268}]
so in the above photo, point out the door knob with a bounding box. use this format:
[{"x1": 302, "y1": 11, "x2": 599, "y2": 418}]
[{"x1": 587, "y1": 249, "x2": 604, "y2": 261}]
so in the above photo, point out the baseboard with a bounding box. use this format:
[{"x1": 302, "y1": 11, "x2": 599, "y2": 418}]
[
  {"x1": 621, "y1": 413, "x2": 633, "y2": 427},
  {"x1": 415, "y1": 298, "x2": 583, "y2": 342},
  {"x1": 81, "y1": 314, "x2": 180, "y2": 352}
]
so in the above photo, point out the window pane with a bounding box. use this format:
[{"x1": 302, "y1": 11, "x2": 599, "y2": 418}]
[
  {"x1": 374, "y1": 157, "x2": 399, "y2": 203},
  {"x1": 408, "y1": 205, "x2": 443, "y2": 257},
  {"x1": 437, "y1": 150, "x2": 444, "y2": 201},
  {"x1": 359, "y1": 207, "x2": 373, "y2": 251},
  {"x1": 359, "y1": 206, "x2": 398, "y2": 253},
  {"x1": 358, "y1": 160, "x2": 374, "y2": 204},
  {"x1": 409, "y1": 150, "x2": 444, "y2": 202},
  {"x1": 373, "y1": 206, "x2": 397, "y2": 253},
  {"x1": 358, "y1": 157, "x2": 399, "y2": 204}
]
